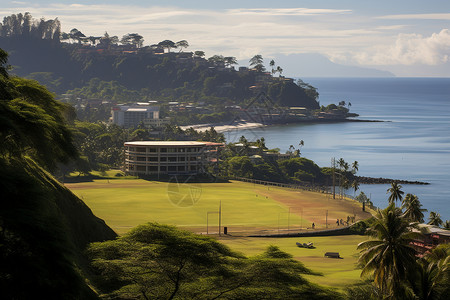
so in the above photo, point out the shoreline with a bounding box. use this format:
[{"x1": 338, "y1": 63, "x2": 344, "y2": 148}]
[
  {"x1": 180, "y1": 121, "x2": 266, "y2": 133},
  {"x1": 181, "y1": 118, "x2": 383, "y2": 133}
]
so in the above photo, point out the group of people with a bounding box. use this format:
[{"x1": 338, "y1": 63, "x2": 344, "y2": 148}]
[{"x1": 336, "y1": 215, "x2": 356, "y2": 226}]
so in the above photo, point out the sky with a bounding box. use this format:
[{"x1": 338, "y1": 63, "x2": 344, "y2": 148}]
[{"x1": 2, "y1": 0, "x2": 450, "y2": 77}]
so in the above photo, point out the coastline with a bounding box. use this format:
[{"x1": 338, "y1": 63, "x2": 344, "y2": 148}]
[
  {"x1": 181, "y1": 118, "x2": 383, "y2": 133},
  {"x1": 180, "y1": 121, "x2": 265, "y2": 133}
]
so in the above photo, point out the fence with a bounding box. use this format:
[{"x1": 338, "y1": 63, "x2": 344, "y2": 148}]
[{"x1": 233, "y1": 176, "x2": 331, "y2": 194}]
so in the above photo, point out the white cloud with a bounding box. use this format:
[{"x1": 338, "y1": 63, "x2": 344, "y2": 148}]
[
  {"x1": 353, "y1": 29, "x2": 450, "y2": 65},
  {"x1": 1, "y1": 3, "x2": 449, "y2": 76},
  {"x1": 378, "y1": 13, "x2": 450, "y2": 20},
  {"x1": 227, "y1": 8, "x2": 352, "y2": 16}
]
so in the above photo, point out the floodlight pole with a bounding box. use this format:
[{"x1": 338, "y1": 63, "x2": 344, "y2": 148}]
[
  {"x1": 288, "y1": 207, "x2": 291, "y2": 232},
  {"x1": 331, "y1": 157, "x2": 336, "y2": 199},
  {"x1": 219, "y1": 200, "x2": 222, "y2": 236},
  {"x1": 301, "y1": 208, "x2": 303, "y2": 230}
]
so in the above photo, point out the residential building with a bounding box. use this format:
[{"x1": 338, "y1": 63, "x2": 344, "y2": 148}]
[{"x1": 111, "y1": 103, "x2": 167, "y2": 128}]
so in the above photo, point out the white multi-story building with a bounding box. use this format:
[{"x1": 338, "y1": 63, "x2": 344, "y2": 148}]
[{"x1": 111, "y1": 104, "x2": 166, "y2": 128}]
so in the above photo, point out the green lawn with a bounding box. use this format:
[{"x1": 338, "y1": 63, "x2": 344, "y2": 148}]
[
  {"x1": 67, "y1": 178, "x2": 368, "y2": 289},
  {"x1": 218, "y1": 235, "x2": 366, "y2": 289},
  {"x1": 68, "y1": 179, "x2": 292, "y2": 234}
]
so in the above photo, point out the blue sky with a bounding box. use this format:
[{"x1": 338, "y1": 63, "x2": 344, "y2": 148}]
[{"x1": 2, "y1": 1, "x2": 450, "y2": 76}]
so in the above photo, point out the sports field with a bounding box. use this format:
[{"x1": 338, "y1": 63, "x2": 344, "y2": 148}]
[
  {"x1": 66, "y1": 179, "x2": 372, "y2": 235},
  {"x1": 66, "y1": 178, "x2": 370, "y2": 288}
]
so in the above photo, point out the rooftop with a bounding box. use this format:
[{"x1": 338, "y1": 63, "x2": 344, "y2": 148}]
[{"x1": 125, "y1": 141, "x2": 206, "y2": 146}]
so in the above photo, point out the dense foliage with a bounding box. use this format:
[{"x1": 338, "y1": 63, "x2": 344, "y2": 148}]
[
  {"x1": 0, "y1": 13, "x2": 320, "y2": 111},
  {"x1": 0, "y1": 49, "x2": 117, "y2": 298},
  {"x1": 88, "y1": 223, "x2": 342, "y2": 299},
  {"x1": 353, "y1": 203, "x2": 450, "y2": 300}
]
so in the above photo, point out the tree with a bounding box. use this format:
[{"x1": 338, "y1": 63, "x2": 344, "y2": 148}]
[
  {"x1": 88, "y1": 223, "x2": 340, "y2": 300},
  {"x1": 208, "y1": 54, "x2": 225, "y2": 66},
  {"x1": 352, "y1": 161, "x2": 359, "y2": 174},
  {"x1": 409, "y1": 244, "x2": 450, "y2": 300},
  {"x1": 357, "y1": 204, "x2": 422, "y2": 298},
  {"x1": 428, "y1": 211, "x2": 443, "y2": 227},
  {"x1": 269, "y1": 59, "x2": 275, "y2": 75},
  {"x1": 0, "y1": 75, "x2": 78, "y2": 170},
  {"x1": 158, "y1": 39, "x2": 176, "y2": 53},
  {"x1": 276, "y1": 66, "x2": 283, "y2": 76},
  {"x1": 224, "y1": 56, "x2": 237, "y2": 68},
  {"x1": 351, "y1": 180, "x2": 360, "y2": 197},
  {"x1": 175, "y1": 39, "x2": 189, "y2": 52},
  {"x1": 194, "y1": 50, "x2": 205, "y2": 58},
  {"x1": 249, "y1": 54, "x2": 265, "y2": 72},
  {"x1": 122, "y1": 33, "x2": 144, "y2": 48},
  {"x1": 69, "y1": 28, "x2": 85, "y2": 43},
  {"x1": 387, "y1": 182, "x2": 404, "y2": 205},
  {"x1": 402, "y1": 194, "x2": 427, "y2": 223},
  {"x1": 444, "y1": 220, "x2": 450, "y2": 230}
]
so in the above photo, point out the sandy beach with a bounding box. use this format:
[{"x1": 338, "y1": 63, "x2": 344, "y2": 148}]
[{"x1": 181, "y1": 121, "x2": 264, "y2": 133}]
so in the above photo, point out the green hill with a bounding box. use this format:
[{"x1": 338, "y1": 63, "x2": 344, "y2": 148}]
[
  {"x1": 0, "y1": 13, "x2": 319, "y2": 110},
  {"x1": 0, "y1": 158, "x2": 117, "y2": 298}
]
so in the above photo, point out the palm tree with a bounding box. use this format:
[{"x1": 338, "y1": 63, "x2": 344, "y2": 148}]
[
  {"x1": 444, "y1": 220, "x2": 450, "y2": 230},
  {"x1": 409, "y1": 244, "x2": 450, "y2": 300},
  {"x1": 387, "y1": 182, "x2": 404, "y2": 205},
  {"x1": 428, "y1": 211, "x2": 443, "y2": 227},
  {"x1": 402, "y1": 194, "x2": 427, "y2": 223},
  {"x1": 351, "y1": 180, "x2": 359, "y2": 197},
  {"x1": 357, "y1": 204, "x2": 422, "y2": 298},
  {"x1": 269, "y1": 59, "x2": 275, "y2": 76},
  {"x1": 352, "y1": 161, "x2": 359, "y2": 174},
  {"x1": 276, "y1": 66, "x2": 283, "y2": 76}
]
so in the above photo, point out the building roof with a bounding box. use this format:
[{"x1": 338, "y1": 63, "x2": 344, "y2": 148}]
[
  {"x1": 125, "y1": 141, "x2": 206, "y2": 146},
  {"x1": 417, "y1": 224, "x2": 450, "y2": 237}
]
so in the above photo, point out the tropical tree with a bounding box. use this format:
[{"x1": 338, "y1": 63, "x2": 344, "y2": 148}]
[
  {"x1": 0, "y1": 67, "x2": 77, "y2": 170},
  {"x1": 194, "y1": 50, "x2": 205, "y2": 58},
  {"x1": 276, "y1": 66, "x2": 283, "y2": 76},
  {"x1": 351, "y1": 180, "x2": 360, "y2": 197},
  {"x1": 175, "y1": 39, "x2": 189, "y2": 52},
  {"x1": 269, "y1": 59, "x2": 275, "y2": 75},
  {"x1": 444, "y1": 220, "x2": 450, "y2": 230},
  {"x1": 122, "y1": 33, "x2": 144, "y2": 48},
  {"x1": 352, "y1": 161, "x2": 359, "y2": 174},
  {"x1": 428, "y1": 211, "x2": 443, "y2": 227},
  {"x1": 357, "y1": 204, "x2": 423, "y2": 298},
  {"x1": 402, "y1": 194, "x2": 427, "y2": 223},
  {"x1": 69, "y1": 28, "x2": 85, "y2": 43},
  {"x1": 208, "y1": 54, "x2": 225, "y2": 66},
  {"x1": 158, "y1": 39, "x2": 176, "y2": 52},
  {"x1": 224, "y1": 56, "x2": 237, "y2": 68},
  {"x1": 88, "y1": 223, "x2": 340, "y2": 300},
  {"x1": 249, "y1": 54, "x2": 265, "y2": 72},
  {"x1": 409, "y1": 244, "x2": 450, "y2": 300},
  {"x1": 387, "y1": 182, "x2": 404, "y2": 205}
]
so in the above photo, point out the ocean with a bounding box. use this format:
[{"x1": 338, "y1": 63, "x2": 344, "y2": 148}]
[{"x1": 227, "y1": 77, "x2": 450, "y2": 221}]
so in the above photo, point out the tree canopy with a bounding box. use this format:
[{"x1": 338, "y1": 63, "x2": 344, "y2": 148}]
[{"x1": 88, "y1": 222, "x2": 341, "y2": 299}]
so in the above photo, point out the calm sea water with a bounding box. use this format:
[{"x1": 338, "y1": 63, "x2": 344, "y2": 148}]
[{"x1": 227, "y1": 78, "x2": 450, "y2": 221}]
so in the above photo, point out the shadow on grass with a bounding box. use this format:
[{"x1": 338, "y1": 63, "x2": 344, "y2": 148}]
[{"x1": 138, "y1": 174, "x2": 230, "y2": 183}]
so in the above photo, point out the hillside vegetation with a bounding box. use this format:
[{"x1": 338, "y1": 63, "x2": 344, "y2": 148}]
[
  {"x1": 0, "y1": 48, "x2": 116, "y2": 298},
  {"x1": 0, "y1": 13, "x2": 319, "y2": 110}
]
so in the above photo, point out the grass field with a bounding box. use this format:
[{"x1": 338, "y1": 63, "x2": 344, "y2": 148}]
[
  {"x1": 217, "y1": 235, "x2": 366, "y2": 289},
  {"x1": 66, "y1": 179, "x2": 372, "y2": 235},
  {"x1": 66, "y1": 178, "x2": 370, "y2": 289}
]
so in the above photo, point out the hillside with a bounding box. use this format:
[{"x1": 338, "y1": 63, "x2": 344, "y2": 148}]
[
  {"x1": 0, "y1": 158, "x2": 117, "y2": 298},
  {"x1": 0, "y1": 13, "x2": 319, "y2": 110}
]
